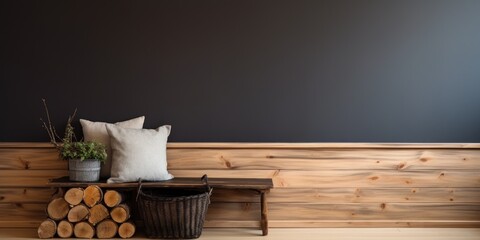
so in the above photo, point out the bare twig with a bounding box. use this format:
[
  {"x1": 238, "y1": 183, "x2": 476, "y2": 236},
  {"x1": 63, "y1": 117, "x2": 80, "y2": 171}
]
[
  {"x1": 63, "y1": 108, "x2": 78, "y2": 144},
  {"x1": 53, "y1": 128, "x2": 62, "y2": 142},
  {"x1": 41, "y1": 99, "x2": 79, "y2": 149},
  {"x1": 40, "y1": 99, "x2": 61, "y2": 149},
  {"x1": 71, "y1": 109, "x2": 78, "y2": 142},
  {"x1": 40, "y1": 118, "x2": 54, "y2": 144}
]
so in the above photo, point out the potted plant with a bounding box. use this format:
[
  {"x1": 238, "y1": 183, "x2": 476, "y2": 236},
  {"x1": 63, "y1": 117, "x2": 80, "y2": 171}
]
[{"x1": 40, "y1": 99, "x2": 107, "y2": 182}]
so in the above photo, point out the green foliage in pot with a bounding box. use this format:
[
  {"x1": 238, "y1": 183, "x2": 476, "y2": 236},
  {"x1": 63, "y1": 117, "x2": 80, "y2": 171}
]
[
  {"x1": 61, "y1": 141, "x2": 107, "y2": 162},
  {"x1": 40, "y1": 99, "x2": 107, "y2": 162}
]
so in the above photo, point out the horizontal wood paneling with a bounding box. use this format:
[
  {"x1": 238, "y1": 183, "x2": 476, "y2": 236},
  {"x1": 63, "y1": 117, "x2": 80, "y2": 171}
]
[
  {"x1": 0, "y1": 203, "x2": 46, "y2": 221},
  {"x1": 0, "y1": 142, "x2": 479, "y2": 228},
  {"x1": 168, "y1": 169, "x2": 480, "y2": 188},
  {"x1": 211, "y1": 188, "x2": 480, "y2": 203},
  {"x1": 170, "y1": 170, "x2": 277, "y2": 179},
  {"x1": 0, "y1": 170, "x2": 67, "y2": 187},
  {"x1": 272, "y1": 170, "x2": 480, "y2": 188},
  {"x1": 206, "y1": 203, "x2": 480, "y2": 221},
  {"x1": 269, "y1": 203, "x2": 480, "y2": 221},
  {"x1": 4, "y1": 202, "x2": 479, "y2": 224},
  {"x1": 2, "y1": 169, "x2": 478, "y2": 188},
  {"x1": 168, "y1": 149, "x2": 480, "y2": 170},
  {"x1": 4, "y1": 220, "x2": 480, "y2": 228},
  {"x1": 265, "y1": 220, "x2": 480, "y2": 228},
  {"x1": 0, "y1": 188, "x2": 56, "y2": 203},
  {"x1": 0, "y1": 149, "x2": 64, "y2": 170}
]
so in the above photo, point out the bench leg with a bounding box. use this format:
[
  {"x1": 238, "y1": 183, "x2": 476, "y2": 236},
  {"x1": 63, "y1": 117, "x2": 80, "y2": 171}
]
[{"x1": 260, "y1": 190, "x2": 268, "y2": 236}]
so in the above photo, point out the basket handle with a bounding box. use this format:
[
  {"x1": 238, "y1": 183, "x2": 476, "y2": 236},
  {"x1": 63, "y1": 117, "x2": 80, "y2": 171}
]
[
  {"x1": 201, "y1": 174, "x2": 212, "y2": 195},
  {"x1": 135, "y1": 178, "x2": 143, "y2": 202},
  {"x1": 136, "y1": 176, "x2": 211, "y2": 201}
]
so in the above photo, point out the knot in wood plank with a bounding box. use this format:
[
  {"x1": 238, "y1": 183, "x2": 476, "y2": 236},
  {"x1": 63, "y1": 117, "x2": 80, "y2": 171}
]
[{"x1": 369, "y1": 176, "x2": 379, "y2": 181}]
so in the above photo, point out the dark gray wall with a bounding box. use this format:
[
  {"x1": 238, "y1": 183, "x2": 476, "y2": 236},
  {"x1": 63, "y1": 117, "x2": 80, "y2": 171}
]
[{"x1": 1, "y1": 0, "x2": 480, "y2": 142}]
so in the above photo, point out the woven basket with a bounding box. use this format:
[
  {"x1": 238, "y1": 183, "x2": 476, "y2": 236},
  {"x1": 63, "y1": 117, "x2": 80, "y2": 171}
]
[{"x1": 136, "y1": 175, "x2": 212, "y2": 239}]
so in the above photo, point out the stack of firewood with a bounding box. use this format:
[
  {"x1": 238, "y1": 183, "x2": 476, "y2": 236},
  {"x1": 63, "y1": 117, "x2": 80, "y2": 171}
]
[{"x1": 37, "y1": 186, "x2": 136, "y2": 239}]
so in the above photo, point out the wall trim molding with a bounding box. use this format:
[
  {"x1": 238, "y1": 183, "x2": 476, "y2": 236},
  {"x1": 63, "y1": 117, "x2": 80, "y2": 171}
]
[{"x1": 1, "y1": 142, "x2": 479, "y2": 149}]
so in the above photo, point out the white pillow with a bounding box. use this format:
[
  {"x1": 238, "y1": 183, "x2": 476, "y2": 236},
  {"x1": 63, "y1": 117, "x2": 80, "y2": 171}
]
[
  {"x1": 80, "y1": 116, "x2": 145, "y2": 178},
  {"x1": 106, "y1": 124, "x2": 174, "y2": 183}
]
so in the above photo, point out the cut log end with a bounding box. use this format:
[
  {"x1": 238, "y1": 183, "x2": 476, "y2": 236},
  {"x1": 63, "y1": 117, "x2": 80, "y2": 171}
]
[
  {"x1": 118, "y1": 221, "x2": 136, "y2": 239},
  {"x1": 38, "y1": 219, "x2": 57, "y2": 239},
  {"x1": 47, "y1": 197, "x2": 69, "y2": 220},
  {"x1": 83, "y1": 185, "x2": 103, "y2": 207},
  {"x1": 104, "y1": 190, "x2": 124, "y2": 207},
  {"x1": 57, "y1": 220, "x2": 73, "y2": 238},
  {"x1": 68, "y1": 204, "x2": 89, "y2": 223},
  {"x1": 41, "y1": 186, "x2": 134, "y2": 239},
  {"x1": 88, "y1": 203, "x2": 109, "y2": 225},
  {"x1": 74, "y1": 221, "x2": 95, "y2": 239},
  {"x1": 96, "y1": 219, "x2": 118, "y2": 239},
  {"x1": 111, "y1": 204, "x2": 130, "y2": 223},
  {"x1": 64, "y1": 188, "x2": 84, "y2": 206}
]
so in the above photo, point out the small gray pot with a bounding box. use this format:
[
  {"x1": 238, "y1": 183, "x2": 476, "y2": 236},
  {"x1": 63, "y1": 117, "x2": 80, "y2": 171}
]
[{"x1": 69, "y1": 159, "x2": 101, "y2": 182}]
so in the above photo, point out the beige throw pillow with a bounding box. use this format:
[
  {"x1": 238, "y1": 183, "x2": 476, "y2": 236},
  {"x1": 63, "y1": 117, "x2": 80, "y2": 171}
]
[
  {"x1": 106, "y1": 124, "x2": 174, "y2": 183},
  {"x1": 80, "y1": 116, "x2": 145, "y2": 178}
]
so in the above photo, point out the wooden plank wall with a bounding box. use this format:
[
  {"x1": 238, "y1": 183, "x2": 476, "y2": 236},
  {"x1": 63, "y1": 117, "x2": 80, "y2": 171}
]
[{"x1": 1, "y1": 142, "x2": 480, "y2": 228}]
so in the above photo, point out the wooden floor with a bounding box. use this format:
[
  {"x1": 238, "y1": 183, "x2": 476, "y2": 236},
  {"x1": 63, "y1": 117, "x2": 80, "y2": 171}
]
[{"x1": 1, "y1": 228, "x2": 479, "y2": 240}]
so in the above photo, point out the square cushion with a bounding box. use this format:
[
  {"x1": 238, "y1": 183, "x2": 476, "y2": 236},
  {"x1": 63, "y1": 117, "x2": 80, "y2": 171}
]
[
  {"x1": 106, "y1": 124, "x2": 174, "y2": 183},
  {"x1": 80, "y1": 116, "x2": 145, "y2": 178}
]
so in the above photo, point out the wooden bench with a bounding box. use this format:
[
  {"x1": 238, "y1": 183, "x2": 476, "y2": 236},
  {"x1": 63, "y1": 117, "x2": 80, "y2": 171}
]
[{"x1": 48, "y1": 176, "x2": 274, "y2": 236}]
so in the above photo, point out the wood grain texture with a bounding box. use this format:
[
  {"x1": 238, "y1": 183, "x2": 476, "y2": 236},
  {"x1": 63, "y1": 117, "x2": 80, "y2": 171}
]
[
  {"x1": 206, "y1": 203, "x2": 480, "y2": 221},
  {"x1": 266, "y1": 220, "x2": 480, "y2": 228},
  {"x1": 0, "y1": 203, "x2": 46, "y2": 221},
  {"x1": 168, "y1": 149, "x2": 480, "y2": 170},
  {"x1": 0, "y1": 188, "x2": 56, "y2": 203},
  {"x1": 4, "y1": 226, "x2": 480, "y2": 239},
  {"x1": 0, "y1": 170, "x2": 67, "y2": 187},
  {"x1": 0, "y1": 149, "x2": 64, "y2": 170},
  {"x1": 169, "y1": 170, "x2": 277, "y2": 179},
  {"x1": 1, "y1": 214, "x2": 480, "y2": 228},
  {"x1": 203, "y1": 220, "x2": 480, "y2": 228},
  {"x1": 57, "y1": 220, "x2": 74, "y2": 238},
  {"x1": 0, "y1": 220, "x2": 45, "y2": 228},
  {"x1": 272, "y1": 170, "x2": 480, "y2": 188},
  {"x1": 37, "y1": 219, "x2": 56, "y2": 239},
  {"x1": 5, "y1": 169, "x2": 480, "y2": 188},
  {"x1": 118, "y1": 221, "x2": 136, "y2": 239},
  {"x1": 46, "y1": 198, "x2": 69, "y2": 220},
  {"x1": 167, "y1": 169, "x2": 480, "y2": 188},
  {"x1": 7, "y1": 202, "x2": 478, "y2": 224},
  {"x1": 48, "y1": 176, "x2": 273, "y2": 189},
  {"x1": 1, "y1": 142, "x2": 480, "y2": 228},
  {"x1": 211, "y1": 188, "x2": 480, "y2": 203}
]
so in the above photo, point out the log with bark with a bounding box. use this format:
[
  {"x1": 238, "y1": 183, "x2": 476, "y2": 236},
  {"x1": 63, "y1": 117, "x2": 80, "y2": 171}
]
[
  {"x1": 64, "y1": 188, "x2": 84, "y2": 206},
  {"x1": 118, "y1": 221, "x2": 136, "y2": 239},
  {"x1": 74, "y1": 221, "x2": 95, "y2": 239},
  {"x1": 111, "y1": 204, "x2": 130, "y2": 223},
  {"x1": 46, "y1": 198, "x2": 69, "y2": 220},
  {"x1": 38, "y1": 219, "x2": 57, "y2": 239},
  {"x1": 83, "y1": 185, "x2": 103, "y2": 207},
  {"x1": 67, "y1": 204, "x2": 89, "y2": 223},
  {"x1": 96, "y1": 219, "x2": 118, "y2": 239},
  {"x1": 104, "y1": 190, "x2": 124, "y2": 207},
  {"x1": 38, "y1": 185, "x2": 136, "y2": 238},
  {"x1": 57, "y1": 220, "x2": 74, "y2": 238},
  {"x1": 88, "y1": 203, "x2": 109, "y2": 225}
]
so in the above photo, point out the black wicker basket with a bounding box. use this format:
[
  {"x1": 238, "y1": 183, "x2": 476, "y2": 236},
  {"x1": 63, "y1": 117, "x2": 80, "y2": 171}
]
[{"x1": 136, "y1": 175, "x2": 212, "y2": 239}]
